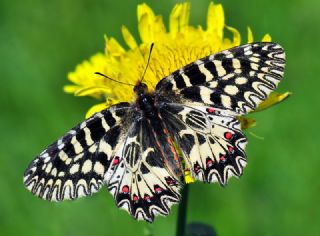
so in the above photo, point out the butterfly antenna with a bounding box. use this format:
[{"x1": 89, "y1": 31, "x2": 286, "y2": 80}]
[
  {"x1": 95, "y1": 72, "x2": 135, "y2": 86},
  {"x1": 140, "y1": 43, "x2": 154, "y2": 83}
]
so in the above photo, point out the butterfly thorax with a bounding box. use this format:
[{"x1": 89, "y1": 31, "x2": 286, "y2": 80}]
[{"x1": 134, "y1": 82, "x2": 156, "y2": 118}]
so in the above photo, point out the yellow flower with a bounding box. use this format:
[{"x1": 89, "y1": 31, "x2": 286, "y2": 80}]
[
  {"x1": 64, "y1": 2, "x2": 290, "y2": 183},
  {"x1": 64, "y1": 2, "x2": 276, "y2": 118}
]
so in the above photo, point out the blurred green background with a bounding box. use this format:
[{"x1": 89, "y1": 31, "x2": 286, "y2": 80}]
[{"x1": 1, "y1": 0, "x2": 319, "y2": 235}]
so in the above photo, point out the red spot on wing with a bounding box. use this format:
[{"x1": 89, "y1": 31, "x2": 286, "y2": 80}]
[
  {"x1": 144, "y1": 194, "x2": 151, "y2": 202},
  {"x1": 165, "y1": 176, "x2": 176, "y2": 185},
  {"x1": 228, "y1": 146, "x2": 234, "y2": 153},
  {"x1": 219, "y1": 155, "x2": 226, "y2": 162},
  {"x1": 154, "y1": 185, "x2": 162, "y2": 194},
  {"x1": 194, "y1": 163, "x2": 201, "y2": 174},
  {"x1": 133, "y1": 195, "x2": 139, "y2": 202},
  {"x1": 224, "y1": 132, "x2": 233, "y2": 140},
  {"x1": 122, "y1": 185, "x2": 129, "y2": 194},
  {"x1": 206, "y1": 158, "x2": 214, "y2": 168},
  {"x1": 206, "y1": 107, "x2": 215, "y2": 113},
  {"x1": 113, "y1": 156, "x2": 120, "y2": 165}
]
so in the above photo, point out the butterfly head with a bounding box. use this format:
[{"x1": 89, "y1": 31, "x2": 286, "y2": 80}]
[{"x1": 134, "y1": 82, "x2": 148, "y2": 95}]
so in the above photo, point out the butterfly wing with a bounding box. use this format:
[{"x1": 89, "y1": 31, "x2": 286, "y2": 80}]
[
  {"x1": 159, "y1": 103, "x2": 246, "y2": 184},
  {"x1": 105, "y1": 115, "x2": 183, "y2": 222},
  {"x1": 155, "y1": 42, "x2": 285, "y2": 184},
  {"x1": 23, "y1": 102, "x2": 131, "y2": 201},
  {"x1": 156, "y1": 42, "x2": 285, "y2": 115},
  {"x1": 24, "y1": 102, "x2": 182, "y2": 222}
]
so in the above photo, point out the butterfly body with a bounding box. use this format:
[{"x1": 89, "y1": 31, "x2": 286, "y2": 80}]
[
  {"x1": 134, "y1": 83, "x2": 184, "y2": 179},
  {"x1": 24, "y1": 42, "x2": 286, "y2": 222},
  {"x1": 136, "y1": 92, "x2": 156, "y2": 118}
]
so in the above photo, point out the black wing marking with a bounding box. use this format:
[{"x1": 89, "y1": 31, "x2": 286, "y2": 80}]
[
  {"x1": 160, "y1": 103, "x2": 247, "y2": 185},
  {"x1": 155, "y1": 42, "x2": 286, "y2": 115},
  {"x1": 23, "y1": 103, "x2": 130, "y2": 201},
  {"x1": 105, "y1": 115, "x2": 183, "y2": 222}
]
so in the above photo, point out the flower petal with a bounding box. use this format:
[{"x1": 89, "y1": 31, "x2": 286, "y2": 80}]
[
  {"x1": 105, "y1": 37, "x2": 126, "y2": 56},
  {"x1": 85, "y1": 102, "x2": 109, "y2": 118},
  {"x1": 74, "y1": 86, "x2": 111, "y2": 97},
  {"x1": 138, "y1": 13, "x2": 153, "y2": 42},
  {"x1": 137, "y1": 3, "x2": 155, "y2": 22},
  {"x1": 262, "y1": 33, "x2": 272, "y2": 42},
  {"x1": 121, "y1": 26, "x2": 138, "y2": 49},
  {"x1": 169, "y1": 3, "x2": 182, "y2": 37},
  {"x1": 63, "y1": 85, "x2": 80, "y2": 94},
  {"x1": 137, "y1": 3, "x2": 156, "y2": 42},
  {"x1": 180, "y1": 3, "x2": 190, "y2": 31},
  {"x1": 184, "y1": 170, "x2": 195, "y2": 184},
  {"x1": 226, "y1": 25, "x2": 241, "y2": 46},
  {"x1": 207, "y1": 2, "x2": 224, "y2": 39},
  {"x1": 153, "y1": 15, "x2": 167, "y2": 38},
  {"x1": 247, "y1": 27, "x2": 254, "y2": 43},
  {"x1": 254, "y1": 92, "x2": 291, "y2": 112},
  {"x1": 67, "y1": 53, "x2": 106, "y2": 85}
]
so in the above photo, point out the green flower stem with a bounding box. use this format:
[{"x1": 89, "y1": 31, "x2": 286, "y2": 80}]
[{"x1": 176, "y1": 184, "x2": 189, "y2": 236}]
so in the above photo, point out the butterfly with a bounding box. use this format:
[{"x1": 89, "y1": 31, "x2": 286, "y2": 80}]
[{"x1": 23, "y1": 42, "x2": 285, "y2": 222}]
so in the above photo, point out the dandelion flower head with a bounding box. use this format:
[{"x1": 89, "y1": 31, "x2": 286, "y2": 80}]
[{"x1": 64, "y1": 2, "x2": 272, "y2": 118}]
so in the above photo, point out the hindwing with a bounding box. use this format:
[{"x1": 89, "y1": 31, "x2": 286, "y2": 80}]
[
  {"x1": 160, "y1": 103, "x2": 247, "y2": 184},
  {"x1": 105, "y1": 115, "x2": 183, "y2": 222}
]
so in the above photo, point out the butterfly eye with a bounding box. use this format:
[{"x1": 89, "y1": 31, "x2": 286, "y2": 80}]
[
  {"x1": 141, "y1": 83, "x2": 147, "y2": 89},
  {"x1": 134, "y1": 82, "x2": 148, "y2": 94}
]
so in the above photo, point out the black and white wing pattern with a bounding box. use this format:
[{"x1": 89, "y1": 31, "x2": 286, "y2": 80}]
[
  {"x1": 24, "y1": 103, "x2": 183, "y2": 222},
  {"x1": 156, "y1": 42, "x2": 285, "y2": 115},
  {"x1": 159, "y1": 103, "x2": 246, "y2": 184},
  {"x1": 23, "y1": 103, "x2": 130, "y2": 201},
  {"x1": 156, "y1": 42, "x2": 285, "y2": 184},
  {"x1": 105, "y1": 115, "x2": 183, "y2": 222}
]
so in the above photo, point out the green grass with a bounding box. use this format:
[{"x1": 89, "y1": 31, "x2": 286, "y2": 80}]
[{"x1": 1, "y1": 0, "x2": 319, "y2": 235}]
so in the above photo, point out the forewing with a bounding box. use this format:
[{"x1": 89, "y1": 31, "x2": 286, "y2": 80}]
[
  {"x1": 105, "y1": 116, "x2": 183, "y2": 222},
  {"x1": 160, "y1": 103, "x2": 247, "y2": 185},
  {"x1": 156, "y1": 42, "x2": 285, "y2": 115},
  {"x1": 23, "y1": 103, "x2": 130, "y2": 201}
]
